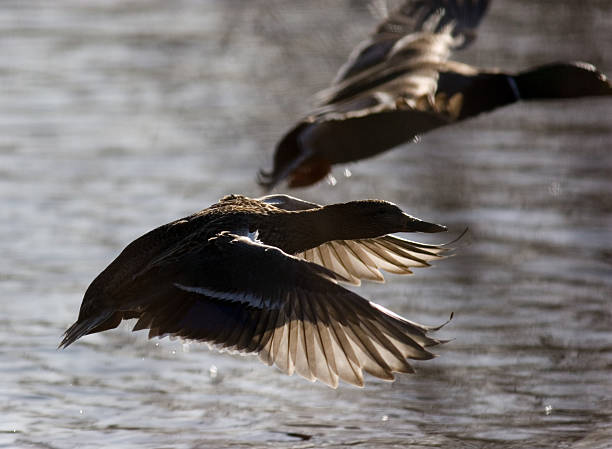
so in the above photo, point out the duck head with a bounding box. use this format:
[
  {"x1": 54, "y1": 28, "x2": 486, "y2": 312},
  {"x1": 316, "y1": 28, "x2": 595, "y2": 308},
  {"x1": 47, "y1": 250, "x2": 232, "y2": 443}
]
[
  {"x1": 322, "y1": 200, "x2": 447, "y2": 239},
  {"x1": 516, "y1": 62, "x2": 612, "y2": 99}
]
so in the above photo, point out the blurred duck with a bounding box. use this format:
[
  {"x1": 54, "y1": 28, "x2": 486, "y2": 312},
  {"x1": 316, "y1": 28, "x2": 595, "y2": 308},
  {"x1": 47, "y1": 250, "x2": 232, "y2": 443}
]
[
  {"x1": 259, "y1": 0, "x2": 612, "y2": 189},
  {"x1": 61, "y1": 194, "x2": 454, "y2": 388}
]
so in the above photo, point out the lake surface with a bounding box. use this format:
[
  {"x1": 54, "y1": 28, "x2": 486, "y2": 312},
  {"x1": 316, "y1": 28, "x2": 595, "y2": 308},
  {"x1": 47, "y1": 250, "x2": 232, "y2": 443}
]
[{"x1": 1, "y1": 1, "x2": 611, "y2": 448}]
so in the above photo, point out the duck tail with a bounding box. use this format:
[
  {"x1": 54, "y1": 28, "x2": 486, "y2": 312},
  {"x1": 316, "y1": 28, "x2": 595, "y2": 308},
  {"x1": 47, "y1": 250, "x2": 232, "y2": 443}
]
[
  {"x1": 388, "y1": 0, "x2": 491, "y2": 49},
  {"x1": 258, "y1": 121, "x2": 331, "y2": 190},
  {"x1": 258, "y1": 122, "x2": 309, "y2": 191}
]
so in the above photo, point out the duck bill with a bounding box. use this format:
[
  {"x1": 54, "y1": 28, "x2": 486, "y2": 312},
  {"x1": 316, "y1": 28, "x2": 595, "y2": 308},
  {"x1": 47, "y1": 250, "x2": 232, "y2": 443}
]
[{"x1": 402, "y1": 213, "x2": 447, "y2": 233}]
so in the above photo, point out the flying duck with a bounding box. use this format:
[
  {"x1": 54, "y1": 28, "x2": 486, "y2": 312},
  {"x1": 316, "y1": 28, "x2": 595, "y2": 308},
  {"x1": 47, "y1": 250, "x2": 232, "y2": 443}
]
[
  {"x1": 61, "y1": 194, "x2": 455, "y2": 388},
  {"x1": 259, "y1": 0, "x2": 612, "y2": 189}
]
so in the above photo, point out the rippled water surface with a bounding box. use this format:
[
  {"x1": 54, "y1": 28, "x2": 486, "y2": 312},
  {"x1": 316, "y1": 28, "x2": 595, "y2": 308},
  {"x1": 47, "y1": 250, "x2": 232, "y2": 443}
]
[{"x1": 1, "y1": 1, "x2": 611, "y2": 448}]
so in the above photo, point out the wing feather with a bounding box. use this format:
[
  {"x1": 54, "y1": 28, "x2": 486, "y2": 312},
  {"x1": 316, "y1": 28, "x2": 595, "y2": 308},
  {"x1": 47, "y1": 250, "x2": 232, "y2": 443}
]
[
  {"x1": 301, "y1": 292, "x2": 339, "y2": 387},
  {"x1": 296, "y1": 234, "x2": 454, "y2": 284},
  {"x1": 310, "y1": 298, "x2": 362, "y2": 387},
  {"x1": 257, "y1": 309, "x2": 278, "y2": 365},
  {"x1": 100, "y1": 232, "x2": 447, "y2": 387},
  {"x1": 272, "y1": 309, "x2": 291, "y2": 375}
]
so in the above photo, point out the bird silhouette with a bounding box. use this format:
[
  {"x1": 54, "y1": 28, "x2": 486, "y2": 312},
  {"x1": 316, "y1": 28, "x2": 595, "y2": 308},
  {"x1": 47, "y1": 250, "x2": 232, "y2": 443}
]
[
  {"x1": 259, "y1": 0, "x2": 612, "y2": 189},
  {"x1": 61, "y1": 194, "x2": 456, "y2": 388}
]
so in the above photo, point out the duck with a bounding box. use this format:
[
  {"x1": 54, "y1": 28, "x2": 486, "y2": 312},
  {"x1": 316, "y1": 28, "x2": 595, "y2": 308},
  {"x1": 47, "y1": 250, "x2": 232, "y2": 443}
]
[
  {"x1": 60, "y1": 194, "x2": 455, "y2": 388},
  {"x1": 258, "y1": 0, "x2": 612, "y2": 189}
]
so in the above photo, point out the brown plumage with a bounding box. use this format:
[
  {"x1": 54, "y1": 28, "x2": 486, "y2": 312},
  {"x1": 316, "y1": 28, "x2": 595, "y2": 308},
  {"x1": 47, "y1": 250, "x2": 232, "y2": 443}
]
[
  {"x1": 259, "y1": 0, "x2": 612, "y2": 189},
  {"x1": 60, "y1": 194, "x2": 455, "y2": 388}
]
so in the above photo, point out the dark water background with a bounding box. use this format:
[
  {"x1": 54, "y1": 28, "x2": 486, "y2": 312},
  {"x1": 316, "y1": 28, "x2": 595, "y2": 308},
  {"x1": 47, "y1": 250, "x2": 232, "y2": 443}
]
[{"x1": 1, "y1": 1, "x2": 611, "y2": 448}]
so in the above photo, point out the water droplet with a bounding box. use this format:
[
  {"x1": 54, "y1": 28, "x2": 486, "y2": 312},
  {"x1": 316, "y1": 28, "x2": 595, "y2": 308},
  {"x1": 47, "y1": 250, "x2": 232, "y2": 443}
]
[
  {"x1": 381, "y1": 415, "x2": 389, "y2": 421},
  {"x1": 548, "y1": 182, "x2": 561, "y2": 196},
  {"x1": 343, "y1": 168, "x2": 352, "y2": 178},
  {"x1": 413, "y1": 135, "x2": 421, "y2": 143},
  {"x1": 326, "y1": 174, "x2": 337, "y2": 186},
  {"x1": 171, "y1": 350, "x2": 176, "y2": 355},
  {"x1": 79, "y1": 409, "x2": 83, "y2": 415},
  {"x1": 209, "y1": 365, "x2": 218, "y2": 379},
  {"x1": 545, "y1": 405, "x2": 552, "y2": 415}
]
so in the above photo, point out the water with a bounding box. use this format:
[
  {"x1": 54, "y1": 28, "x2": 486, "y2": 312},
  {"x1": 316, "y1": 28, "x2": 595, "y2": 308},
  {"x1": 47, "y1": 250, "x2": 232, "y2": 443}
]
[{"x1": 1, "y1": 1, "x2": 611, "y2": 447}]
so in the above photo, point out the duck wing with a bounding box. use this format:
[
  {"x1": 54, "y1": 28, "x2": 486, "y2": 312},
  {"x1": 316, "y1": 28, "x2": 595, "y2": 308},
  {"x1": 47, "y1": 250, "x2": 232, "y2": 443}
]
[
  {"x1": 130, "y1": 232, "x2": 444, "y2": 388},
  {"x1": 296, "y1": 235, "x2": 452, "y2": 285},
  {"x1": 259, "y1": 194, "x2": 454, "y2": 285},
  {"x1": 258, "y1": 193, "x2": 320, "y2": 211},
  {"x1": 320, "y1": 0, "x2": 491, "y2": 104}
]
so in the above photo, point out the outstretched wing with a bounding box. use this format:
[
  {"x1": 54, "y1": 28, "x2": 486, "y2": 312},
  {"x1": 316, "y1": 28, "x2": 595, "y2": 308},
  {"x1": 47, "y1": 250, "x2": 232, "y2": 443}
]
[
  {"x1": 297, "y1": 235, "x2": 452, "y2": 285},
  {"x1": 320, "y1": 0, "x2": 491, "y2": 104},
  {"x1": 259, "y1": 194, "x2": 454, "y2": 285},
  {"x1": 130, "y1": 232, "x2": 443, "y2": 388}
]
